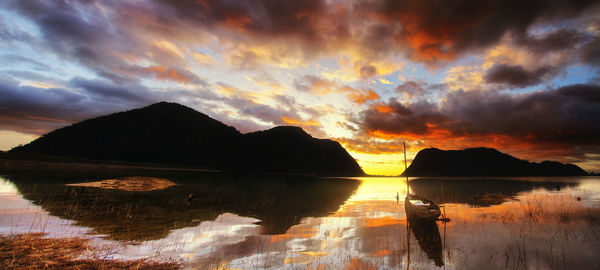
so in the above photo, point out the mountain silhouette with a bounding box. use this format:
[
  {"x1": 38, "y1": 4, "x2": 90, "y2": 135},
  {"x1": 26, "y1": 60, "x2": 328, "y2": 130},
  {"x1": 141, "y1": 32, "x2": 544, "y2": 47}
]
[
  {"x1": 403, "y1": 147, "x2": 588, "y2": 177},
  {"x1": 8, "y1": 102, "x2": 364, "y2": 176}
]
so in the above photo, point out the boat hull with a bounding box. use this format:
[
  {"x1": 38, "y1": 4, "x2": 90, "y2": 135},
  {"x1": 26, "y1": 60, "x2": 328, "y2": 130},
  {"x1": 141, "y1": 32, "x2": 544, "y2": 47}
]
[{"x1": 404, "y1": 195, "x2": 441, "y2": 221}]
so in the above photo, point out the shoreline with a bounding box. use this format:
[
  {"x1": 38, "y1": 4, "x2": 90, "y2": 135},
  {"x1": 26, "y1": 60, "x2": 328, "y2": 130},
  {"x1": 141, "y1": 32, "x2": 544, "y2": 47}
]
[{"x1": 0, "y1": 158, "x2": 221, "y2": 173}]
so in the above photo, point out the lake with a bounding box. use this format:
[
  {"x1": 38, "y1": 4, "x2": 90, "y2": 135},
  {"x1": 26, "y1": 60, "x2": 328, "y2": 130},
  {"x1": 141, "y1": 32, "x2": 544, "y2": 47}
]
[{"x1": 1, "y1": 170, "x2": 599, "y2": 269}]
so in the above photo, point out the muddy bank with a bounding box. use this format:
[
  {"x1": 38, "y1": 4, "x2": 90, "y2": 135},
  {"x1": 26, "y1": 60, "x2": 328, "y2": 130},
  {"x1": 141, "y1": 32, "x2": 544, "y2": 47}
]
[{"x1": 67, "y1": 176, "x2": 176, "y2": 192}]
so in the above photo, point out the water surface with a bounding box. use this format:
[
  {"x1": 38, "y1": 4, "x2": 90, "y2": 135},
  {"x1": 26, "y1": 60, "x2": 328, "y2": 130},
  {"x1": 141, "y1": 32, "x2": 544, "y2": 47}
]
[{"x1": 0, "y1": 171, "x2": 599, "y2": 269}]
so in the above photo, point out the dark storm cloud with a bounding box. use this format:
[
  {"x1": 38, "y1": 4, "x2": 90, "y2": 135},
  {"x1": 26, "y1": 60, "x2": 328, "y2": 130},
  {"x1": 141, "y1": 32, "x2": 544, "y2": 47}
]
[
  {"x1": 6, "y1": 0, "x2": 599, "y2": 79},
  {"x1": 580, "y1": 36, "x2": 600, "y2": 66},
  {"x1": 395, "y1": 81, "x2": 425, "y2": 97},
  {"x1": 70, "y1": 78, "x2": 157, "y2": 104},
  {"x1": 6, "y1": 0, "x2": 138, "y2": 82},
  {"x1": 516, "y1": 28, "x2": 585, "y2": 53},
  {"x1": 555, "y1": 84, "x2": 600, "y2": 103},
  {"x1": 441, "y1": 86, "x2": 600, "y2": 144},
  {"x1": 484, "y1": 64, "x2": 556, "y2": 88},
  {"x1": 361, "y1": 99, "x2": 451, "y2": 135},
  {"x1": 148, "y1": 0, "x2": 600, "y2": 64},
  {"x1": 153, "y1": 0, "x2": 348, "y2": 44},
  {"x1": 359, "y1": 0, "x2": 599, "y2": 62},
  {"x1": 395, "y1": 80, "x2": 447, "y2": 98},
  {"x1": 9, "y1": 1, "x2": 115, "y2": 59},
  {"x1": 358, "y1": 84, "x2": 600, "y2": 146},
  {"x1": 0, "y1": 74, "x2": 163, "y2": 134},
  {"x1": 0, "y1": 75, "x2": 90, "y2": 134},
  {"x1": 6, "y1": 0, "x2": 199, "y2": 85},
  {"x1": 394, "y1": 80, "x2": 448, "y2": 100}
]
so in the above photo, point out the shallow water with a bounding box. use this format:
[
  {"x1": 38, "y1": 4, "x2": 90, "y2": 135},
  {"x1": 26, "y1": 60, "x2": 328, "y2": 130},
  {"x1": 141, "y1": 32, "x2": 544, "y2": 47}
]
[{"x1": 0, "y1": 171, "x2": 599, "y2": 269}]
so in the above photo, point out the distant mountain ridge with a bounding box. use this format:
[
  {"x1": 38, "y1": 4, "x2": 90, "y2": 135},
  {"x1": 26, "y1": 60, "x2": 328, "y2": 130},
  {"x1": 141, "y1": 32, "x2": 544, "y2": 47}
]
[
  {"x1": 403, "y1": 147, "x2": 588, "y2": 177},
  {"x1": 8, "y1": 102, "x2": 365, "y2": 176}
]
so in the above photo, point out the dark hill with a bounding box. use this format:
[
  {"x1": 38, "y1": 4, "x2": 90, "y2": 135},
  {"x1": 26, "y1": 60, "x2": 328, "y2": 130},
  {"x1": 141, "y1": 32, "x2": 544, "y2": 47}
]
[
  {"x1": 9, "y1": 102, "x2": 364, "y2": 176},
  {"x1": 10, "y1": 102, "x2": 241, "y2": 168},
  {"x1": 403, "y1": 147, "x2": 588, "y2": 177},
  {"x1": 241, "y1": 126, "x2": 364, "y2": 176}
]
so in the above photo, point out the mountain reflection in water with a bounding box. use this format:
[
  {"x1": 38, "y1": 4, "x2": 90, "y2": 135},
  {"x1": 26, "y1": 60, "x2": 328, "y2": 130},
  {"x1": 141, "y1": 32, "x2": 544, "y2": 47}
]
[
  {"x1": 5, "y1": 171, "x2": 360, "y2": 241},
  {"x1": 1, "y1": 173, "x2": 599, "y2": 269},
  {"x1": 410, "y1": 177, "x2": 580, "y2": 206}
]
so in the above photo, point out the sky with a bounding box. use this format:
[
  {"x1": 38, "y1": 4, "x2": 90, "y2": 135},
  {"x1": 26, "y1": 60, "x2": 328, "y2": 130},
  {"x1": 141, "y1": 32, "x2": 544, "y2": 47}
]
[{"x1": 1, "y1": 0, "x2": 599, "y2": 175}]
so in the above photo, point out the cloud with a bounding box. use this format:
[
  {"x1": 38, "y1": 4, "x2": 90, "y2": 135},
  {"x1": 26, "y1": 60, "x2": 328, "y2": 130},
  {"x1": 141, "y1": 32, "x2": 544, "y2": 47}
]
[
  {"x1": 360, "y1": 0, "x2": 599, "y2": 63},
  {"x1": 293, "y1": 74, "x2": 381, "y2": 104},
  {"x1": 395, "y1": 80, "x2": 446, "y2": 98},
  {"x1": 132, "y1": 66, "x2": 203, "y2": 84},
  {"x1": 70, "y1": 78, "x2": 156, "y2": 104},
  {"x1": 152, "y1": 0, "x2": 349, "y2": 47},
  {"x1": 0, "y1": 74, "x2": 215, "y2": 135},
  {"x1": 245, "y1": 75, "x2": 285, "y2": 92},
  {"x1": 395, "y1": 81, "x2": 425, "y2": 97},
  {"x1": 0, "y1": 14, "x2": 33, "y2": 42},
  {"x1": 0, "y1": 75, "x2": 93, "y2": 134},
  {"x1": 294, "y1": 75, "x2": 337, "y2": 95},
  {"x1": 440, "y1": 86, "x2": 600, "y2": 145},
  {"x1": 5, "y1": 0, "x2": 207, "y2": 87},
  {"x1": 355, "y1": 84, "x2": 600, "y2": 162},
  {"x1": 347, "y1": 89, "x2": 380, "y2": 104},
  {"x1": 580, "y1": 36, "x2": 600, "y2": 66},
  {"x1": 516, "y1": 28, "x2": 585, "y2": 53},
  {"x1": 484, "y1": 64, "x2": 556, "y2": 88},
  {"x1": 358, "y1": 65, "x2": 377, "y2": 80},
  {"x1": 0, "y1": 72, "x2": 327, "y2": 138},
  {"x1": 213, "y1": 82, "x2": 327, "y2": 136},
  {"x1": 359, "y1": 99, "x2": 451, "y2": 137},
  {"x1": 0, "y1": 54, "x2": 50, "y2": 70},
  {"x1": 335, "y1": 137, "x2": 406, "y2": 154}
]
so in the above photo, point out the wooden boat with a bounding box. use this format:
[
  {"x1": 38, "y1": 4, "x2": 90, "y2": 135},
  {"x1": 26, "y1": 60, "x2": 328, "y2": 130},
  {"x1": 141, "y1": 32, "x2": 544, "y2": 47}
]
[{"x1": 404, "y1": 193, "x2": 442, "y2": 221}]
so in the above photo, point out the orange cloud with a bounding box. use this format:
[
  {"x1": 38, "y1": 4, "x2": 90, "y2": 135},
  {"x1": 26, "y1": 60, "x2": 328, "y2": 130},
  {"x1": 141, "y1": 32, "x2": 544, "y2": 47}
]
[
  {"x1": 281, "y1": 116, "x2": 321, "y2": 127},
  {"x1": 364, "y1": 129, "x2": 580, "y2": 165},
  {"x1": 140, "y1": 66, "x2": 197, "y2": 83},
  {"x1": 347, "y1": 89, "x2": 379, "y2": 104},
  {"x1": 374, "y1": 104, "x2": 393, "y2": 113},
  {"x1": 223, "y1": 14, "x2": 252, "y2": 32}
]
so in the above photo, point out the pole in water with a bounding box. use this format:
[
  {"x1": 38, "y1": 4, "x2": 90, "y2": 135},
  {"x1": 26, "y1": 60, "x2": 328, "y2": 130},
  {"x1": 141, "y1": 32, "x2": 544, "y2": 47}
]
[{"x1": 404, "y1": 141, "x2": 409, "y2": 195}]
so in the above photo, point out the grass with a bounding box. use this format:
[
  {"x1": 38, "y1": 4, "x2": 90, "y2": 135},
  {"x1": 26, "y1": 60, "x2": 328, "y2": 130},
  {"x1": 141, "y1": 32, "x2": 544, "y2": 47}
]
[{"x1": 0, "y1": 233, "x2": 181, "y2": 269}]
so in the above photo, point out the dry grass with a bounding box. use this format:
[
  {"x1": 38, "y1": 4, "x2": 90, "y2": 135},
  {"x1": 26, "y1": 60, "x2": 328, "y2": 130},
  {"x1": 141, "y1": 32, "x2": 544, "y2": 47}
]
[
  {"x1": 520, "y1": 199, "x2": 544, "y2": 222},
  {"x1": 479, "y1": 195, "x2": 600, "y2": 226},
  {"x1": 0, "y1": 233, "x2": 181, "y2": 269}
]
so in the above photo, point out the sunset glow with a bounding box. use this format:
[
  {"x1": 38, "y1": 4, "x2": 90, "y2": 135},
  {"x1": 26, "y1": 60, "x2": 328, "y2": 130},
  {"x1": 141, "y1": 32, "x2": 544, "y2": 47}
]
[{"x1": 1, "y1": 1, "x2": 599, "y2": 175}]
